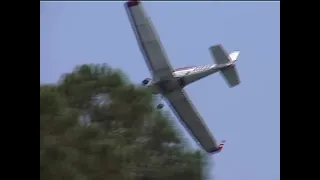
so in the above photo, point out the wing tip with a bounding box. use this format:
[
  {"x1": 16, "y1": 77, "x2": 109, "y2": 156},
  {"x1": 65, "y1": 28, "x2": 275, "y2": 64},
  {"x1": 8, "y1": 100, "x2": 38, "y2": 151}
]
[
  {"x1": 206, "y1": 140, "x2": 226, "y2": 154},
  {"x1": 207, "y1": 148, "x2": 216, "y2": 153},
  {"x1": 126, "y1": 0, "x2": 140, "y2": 7},
  {"x1": 210, "y1": 44, "x2": 223, "y2": 49},
  {"x1": 207, "y1": 147, "x2": 221, "y2": 154}
]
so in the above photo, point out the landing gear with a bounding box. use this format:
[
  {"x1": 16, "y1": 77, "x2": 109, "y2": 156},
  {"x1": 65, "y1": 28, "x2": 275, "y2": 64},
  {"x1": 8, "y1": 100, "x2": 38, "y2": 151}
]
[
  {"x1": 156, "y1": 103, "x2": 164, "y2": 109},
  {"x1": 141, "y1": 78, "x2": 150, "y2": 86}
]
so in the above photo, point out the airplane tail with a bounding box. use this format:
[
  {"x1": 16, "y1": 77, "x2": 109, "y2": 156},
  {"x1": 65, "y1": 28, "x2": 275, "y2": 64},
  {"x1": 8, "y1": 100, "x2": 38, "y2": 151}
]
[{"x1": 209, "y1": 44, "x2": 241, "y2": 87}]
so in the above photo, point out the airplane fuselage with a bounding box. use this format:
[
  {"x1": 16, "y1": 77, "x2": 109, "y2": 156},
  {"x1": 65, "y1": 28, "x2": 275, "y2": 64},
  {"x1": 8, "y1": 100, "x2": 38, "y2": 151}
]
[{"x1": 143, "y1": 62, "x2": 234, "y2": 94}]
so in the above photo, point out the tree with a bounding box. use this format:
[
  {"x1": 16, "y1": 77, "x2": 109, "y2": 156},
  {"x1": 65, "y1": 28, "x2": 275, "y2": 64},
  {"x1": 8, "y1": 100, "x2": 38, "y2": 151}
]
[{"x1": 40, "y1": 64, "x2": 210, "y2": 180}]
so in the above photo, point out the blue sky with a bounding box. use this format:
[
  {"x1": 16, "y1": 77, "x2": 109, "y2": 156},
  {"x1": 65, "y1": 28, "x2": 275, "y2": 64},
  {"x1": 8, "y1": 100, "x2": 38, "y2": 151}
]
[{"x1": 40, "y1": 2, "x2": 280, "y2": 180}]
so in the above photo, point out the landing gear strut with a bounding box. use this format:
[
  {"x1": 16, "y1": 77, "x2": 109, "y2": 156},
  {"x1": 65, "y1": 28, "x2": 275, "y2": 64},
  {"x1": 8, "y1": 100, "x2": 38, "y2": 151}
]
[{"x1": 156, "y1": 103, "x2": 164, "y2": 109}]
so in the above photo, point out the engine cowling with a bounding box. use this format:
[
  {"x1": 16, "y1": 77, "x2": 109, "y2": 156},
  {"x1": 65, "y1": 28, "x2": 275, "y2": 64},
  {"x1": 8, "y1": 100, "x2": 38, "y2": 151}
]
[{"x1": 142, "y1": 78, "x2": 150, "y2": 86}]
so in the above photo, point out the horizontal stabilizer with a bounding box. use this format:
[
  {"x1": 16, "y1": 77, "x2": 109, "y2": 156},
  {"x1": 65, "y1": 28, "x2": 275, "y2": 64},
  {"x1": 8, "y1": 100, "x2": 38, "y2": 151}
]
[
  {"x1": 221, "y1": 66, "x2": 240, "y2": 87},
  {"x1": 209, "y1": 44, "x2": 240, "y2": 87}
]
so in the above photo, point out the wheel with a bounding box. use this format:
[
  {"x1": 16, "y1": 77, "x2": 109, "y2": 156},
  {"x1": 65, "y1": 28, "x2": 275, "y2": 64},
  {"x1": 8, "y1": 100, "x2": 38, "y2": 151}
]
[
  {"x1": 142, "y1": 78, "x2": 150, "y2": 86},
  {"x1": 156, "y1": 103, "x2": 164, "y2": 109}
]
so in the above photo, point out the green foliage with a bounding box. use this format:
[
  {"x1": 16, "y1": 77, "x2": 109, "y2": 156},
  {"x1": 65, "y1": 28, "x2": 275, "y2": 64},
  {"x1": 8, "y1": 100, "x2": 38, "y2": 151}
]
[{"x1": 40, "y1": 64, "x2": 209, "y2": 180}]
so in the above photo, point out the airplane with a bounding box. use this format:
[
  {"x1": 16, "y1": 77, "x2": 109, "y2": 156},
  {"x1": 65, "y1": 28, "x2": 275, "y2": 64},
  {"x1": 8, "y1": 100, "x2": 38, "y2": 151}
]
[{"x1": 125, "y1": 0, "x2": 239, "y2": 154}]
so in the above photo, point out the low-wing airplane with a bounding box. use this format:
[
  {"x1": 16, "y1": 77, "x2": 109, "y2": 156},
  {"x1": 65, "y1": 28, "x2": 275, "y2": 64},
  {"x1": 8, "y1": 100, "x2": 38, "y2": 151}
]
[{"x1": 125, "y1": 0, "x2": 239, "y2": 153}]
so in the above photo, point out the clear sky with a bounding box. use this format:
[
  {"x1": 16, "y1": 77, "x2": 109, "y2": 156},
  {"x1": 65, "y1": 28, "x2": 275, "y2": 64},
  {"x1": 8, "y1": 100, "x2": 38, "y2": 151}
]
[{"x1": 40, "y1": 1, "x2": 280, "y2": 180}]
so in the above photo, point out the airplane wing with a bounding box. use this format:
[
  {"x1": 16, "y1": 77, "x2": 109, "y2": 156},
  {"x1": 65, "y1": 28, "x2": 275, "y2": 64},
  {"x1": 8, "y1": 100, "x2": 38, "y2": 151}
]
[
  {"x1": 125, "y1": 0, "x2": 174, "y2": 80},
  {"x1": 165, "y1": 89, "x2": 219, "y2": 153}
]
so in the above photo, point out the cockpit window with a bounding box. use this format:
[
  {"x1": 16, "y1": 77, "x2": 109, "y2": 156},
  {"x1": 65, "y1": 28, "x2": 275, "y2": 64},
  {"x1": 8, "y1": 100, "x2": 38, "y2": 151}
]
[{"x1": 173, "y1": 66, "x2": 195, "y2": 72}]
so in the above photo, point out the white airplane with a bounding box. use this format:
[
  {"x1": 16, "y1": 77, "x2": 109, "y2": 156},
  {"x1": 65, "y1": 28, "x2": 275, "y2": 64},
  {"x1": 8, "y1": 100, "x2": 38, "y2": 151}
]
[{"x1": 125, "y1": 0, "x2": 240, "y2": 153}]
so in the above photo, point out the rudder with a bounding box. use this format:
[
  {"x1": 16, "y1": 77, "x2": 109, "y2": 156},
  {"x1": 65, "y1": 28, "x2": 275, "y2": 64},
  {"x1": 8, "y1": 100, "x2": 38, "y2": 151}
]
[{"x1": 209, "y1": 44, "x2": 240, "y2": 87}]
